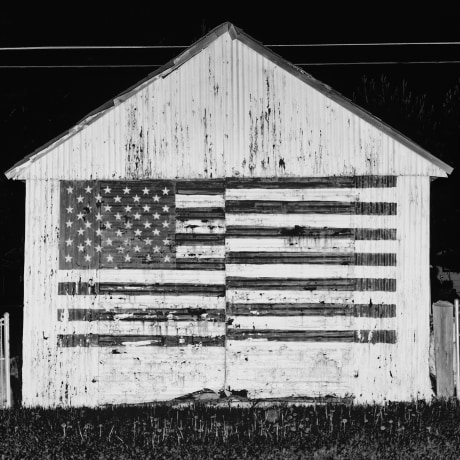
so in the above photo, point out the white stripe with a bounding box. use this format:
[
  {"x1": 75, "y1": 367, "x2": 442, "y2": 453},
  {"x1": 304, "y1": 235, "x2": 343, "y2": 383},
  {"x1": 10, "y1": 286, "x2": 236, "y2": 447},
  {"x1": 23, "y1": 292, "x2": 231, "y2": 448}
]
[
  {"x1": 226, "y1": 188, "x2": 397, "y2": 202},
  {"x1": 228, "y1": 316, "x2": 396, "y2": 331},
  {"x1": 56, "y1": 320, "x2": 225, "y2": 336},
  {"x1": 227, "y1": 214, "x2": 397, "y2": 229},
  {"x1": 176, "y1": 219, "x2": 225, "y2": 234},
  {"x1": 59, "y1": 269, "x2": 225, "y2": 284},
  {"x1": 176, "y1": 194, "x2": 224, "y2": 208},
  {"x1": 226, "y1": 238, "x2": 398, "y2": 253},
  {"x1": 227, "y1": 290, "x2": 396, "y2": 305},
  {"x1": 176, "y1": 245, "x2": 225, "y2": 259},
  {"x1": 226, "y1": 264, "x2": 396, "y2": 279},
  {"x1": 57, "y1": 295, "x2": 226, "y2": 310}
]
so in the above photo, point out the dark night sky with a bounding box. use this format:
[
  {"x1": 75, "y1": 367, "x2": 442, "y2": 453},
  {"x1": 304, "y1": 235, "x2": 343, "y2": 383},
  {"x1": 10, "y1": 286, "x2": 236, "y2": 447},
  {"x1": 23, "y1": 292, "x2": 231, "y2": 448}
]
[{"x1": 2, "y1": 7, "x2": 460, "y2": 308}]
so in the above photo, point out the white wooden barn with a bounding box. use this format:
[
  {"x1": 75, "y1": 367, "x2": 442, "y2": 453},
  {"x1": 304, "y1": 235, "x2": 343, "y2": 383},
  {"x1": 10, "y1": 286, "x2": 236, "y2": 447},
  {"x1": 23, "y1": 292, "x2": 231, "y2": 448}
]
[{"x1": 5, "y1": 23, "x2": 453, "y2": 407}]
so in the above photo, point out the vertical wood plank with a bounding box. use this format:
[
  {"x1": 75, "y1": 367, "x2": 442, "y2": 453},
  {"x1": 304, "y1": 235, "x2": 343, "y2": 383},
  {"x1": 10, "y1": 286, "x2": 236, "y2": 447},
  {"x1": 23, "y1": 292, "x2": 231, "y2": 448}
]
[{"x1": 433, "y1": 300, "x2": 454, "y2": 397}]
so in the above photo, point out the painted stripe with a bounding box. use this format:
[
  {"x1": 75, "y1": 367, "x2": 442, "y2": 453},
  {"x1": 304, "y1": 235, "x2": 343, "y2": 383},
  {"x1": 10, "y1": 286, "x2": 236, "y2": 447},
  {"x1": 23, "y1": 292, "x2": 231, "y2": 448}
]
[
  {"x1": 226, "y1": 214, "x2": 397, "y2": 229},
  {"x1": 228, "y1": 316, "x2": 396, "y2": 331},
  {"x1": 176, "y1": 207, "x2": 225, "y2": 219},
  {"x1": 175, "y1": 219, "x2": 225, "y2": 234},
  {"x1": 176, "y1": 194, "x2": 225, "y2": 208},
  {"x1": 225, "y1": 188, "x2": 397, "y2": 202},
  {"x1": 175, "y1": 260, "x2": 225, "y2": 270},
  {"x1": 226, "y1": 329, "x2": 396, "y2": 344},
  {"x1": 226, "y1": 265, "x2": 396, "y2": 279},
  {"x1": 58, "y1": 308, "x2": 226, "y2": 322},
  {"x1": 227, "y1": 303, "x2": 396, "y2": 318},
  {"x1": 225, "y1": 176, "x2": 397, "y2": 189},
  {"x1": 175, "y1": 234, "x2": 226, "y2": 244},
  {"x1": 225, "y1": 201, "x2": 396, "y2": 215},
  {"x1": 227, "y1": 290, "x2": 396, "y2": 305},
  {"x1": 226, "y1": 238, "x2": 397, "y2": 253},
  {"x1": 176, "y1": 180, "x2": 225, "y2": 195},
  {"x1": 177, "y1": 245, "x2": 226, "y2": 258},
  {"x1": 225, "y1": 226, "x2": 397, "y2": 240},
  {"x1": 226, "y1": 253, "x2": 396, "y2": 266},
  {"x1": 57, "y1": 334, "x2": 226, "y2": 347},
  {"x1": 58, "y1": 283, "x2": 226, "y2": 296}
]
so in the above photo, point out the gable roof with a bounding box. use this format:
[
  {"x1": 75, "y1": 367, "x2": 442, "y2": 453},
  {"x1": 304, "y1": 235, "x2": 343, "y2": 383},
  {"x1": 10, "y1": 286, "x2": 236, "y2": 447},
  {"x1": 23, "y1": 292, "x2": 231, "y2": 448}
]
[{"x1": 5, "y1": 22, "x2": 453, "y2": 179}]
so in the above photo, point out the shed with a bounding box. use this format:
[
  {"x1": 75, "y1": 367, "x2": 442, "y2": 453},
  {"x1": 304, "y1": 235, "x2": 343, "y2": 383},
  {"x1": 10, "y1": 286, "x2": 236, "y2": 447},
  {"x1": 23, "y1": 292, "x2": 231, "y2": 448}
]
[{"x1": 5, "y1": 22, "x2": 453, "y2": 407}]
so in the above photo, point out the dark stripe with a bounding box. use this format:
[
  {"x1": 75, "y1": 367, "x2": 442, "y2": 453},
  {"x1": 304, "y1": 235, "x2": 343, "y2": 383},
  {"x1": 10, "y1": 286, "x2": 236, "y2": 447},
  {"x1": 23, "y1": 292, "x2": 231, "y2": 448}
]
[
  {"x1": 58, "y1": 282, "x2": 225, "y2": 296},
  {"x1": 225, "y1": 176, "x2": 396, "y2": 189},
  {"x1": 226, "y1": 278, "x2": 396, "y2": 291},
  {"x1": 226, "y1": 252, "x2": 396, "y2": 266},
  {"x1": 175, "y1": 234, "x2": 225, "y2": 244},
  {"x1": 226, "y1": 226, "x2": 397, "y2": 240},
  {"x1": 175, "y1": 260, "x2": 225, "y2": 270},
  {"x1": 227, "y1": 303, "x2": 396, "y2": 318},
  {"x1": 58, "y1": 308, "x2": 225, "y2": 322},
  {"x1": 226, "y1": 201, "x2": 396, "y2": 215},
  {"x1": 176, "y1": 207, "x2": 225, "y2": 219},
  {"x1": 57, "y1": 334, "x2": 225, "y2": 347},
  {"x1": 227, "y1": 329, "x2": 396, "y2": 344},
  {"x1": 176, "y1": 179, "x2": 225, "y2": 195}
]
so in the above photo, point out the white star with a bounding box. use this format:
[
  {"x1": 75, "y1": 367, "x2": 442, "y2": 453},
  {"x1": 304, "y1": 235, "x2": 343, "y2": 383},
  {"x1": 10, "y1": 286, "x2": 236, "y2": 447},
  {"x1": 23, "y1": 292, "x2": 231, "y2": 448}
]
[
  {"x1": 125, "y1": 254, "x2": 131, "y2": 262},
  {"x1": 65, "y1": 255, "x2": 72, "y2": 263},
  {"x1": 162, "y1": 187, "x2": 169, "y2": 195},
  {"x1": 124, "y1": 239, "x2": 130, "y2": 246},
  {"x1": 84, "y1": 254, "x2": 91, "y2": 262},
  {"x1": 124, "y1": 205, "x2": 132, "y2": 213},
  {"x1": 105, "y1": 238, "x2": 113, "y2": 246},
  {"x1": 106, "y1": 254, "x2": 113, "y2": 262},
  {"x1": 95, "y1": 245, "x2": 102, "y2": 253},
  {"x1": 103, "y1": 204, "x2": 112, "y2": 212},
  {"x1": 153, "y1": 194, "x2": 160, "y2": 202},
  {"x1": 142, "y1": 187, "x2": 149, "y2": 195},
  {"x1": 77, "y1": 195, "x2": 84, "y2": 203},
  {"x1": 134, "y1": 229, "x2": 142, "y2": 236},
  {"x1": 95, "y1": 213, "x2": 102, "y2": 221},
  {"x1": 125, "y1": 221, "x2": 133, "y2": 229},
  {"x1": 123, "y1": 186, "x2": 131, "y2": 194},
  {"x1": 115, "y1": 229, "x2": 123, "y2": 237},
  {"x1": 85, "y1": 186, "x2": 92, "y2": 193},
  {"x1": 162, "y1": 205, "x2": 170, "y2": 212},
  {"x1": 76, "y1": 212, "x2": 85, "y2": 220},
  {"x1": 153, "y1": 245, "x2": 160, "y2": 253},
  {"x1": 77, "y1": 228, "x2": 85, "y2": 236},
  {"x1": 142, "y1": 204, "x2": 151, "y2": 212},
  {"x1": 143, "y1": 221, "x2": 151, "y2": 229},
  {"x1": 66, "y1": 220, "x2": 73, "y2": 228},
  {"x1": 85, "y1": 238, "x2": 92, "y2": 247},
  {"x1": 133, "y1": 245, "x2": 141, "y2": 252},
  {"x1": 95, "y1": 193, "x2": 102, "y2": 202},
  {"x1": 77, "y1": 244, "x2": 85, "y2": 252},
  {"x1": 164, "y1": 255, "x2": 171, "y2": 262},
  {"x1": 66, "y1": 206, "x2": 73, "y2": 213},
  {"x1": 96, "y1": 229, "x2": 102, "y2": 236},
  {"x1": 66, "y1": 186, "x2": 73, "y2": 194},
  {"x1": 133, "y1": 195, "x2": 140, "y2": 203},
  {"x1": 152, "y1": 212, "x2": 160, "y2": 220},
  {"x1": 146, "y1": 254, "x2": 152, "y2": 261},
  {"x1": 104, "y1": 186, "x2": 112, "y2": 194},
  {"x1": 114, "y1": 212, "x2": 122, "y2": 220},
  {"x1": 85, "y1": 221, "x2": 92, "y2": 229},
  {"x1": 163, "y1": 238, "x2": 170, "y2": 246},
  {"x1": 104, "y1": 222, "x2": 112, "y2": 229},
  {"x1": 114, "y1": 195, "x2": 121, "y2": 203},
  {"x1": 153, "y1": 229, "x2": 160, "y2": 236},
  {"x1": 117, "y1": 246, "x2": 124, "y2": 253},
  {"x1": 144, "y1": 237, "x2": 152, "y2": 245},
  {"x1": 65, "y1": 238, "x2": 73, "y2": 246},
  {"x1": 162, "y1": 221, "x2": 170, "y2": 228},
  {"x1": 133, "y1": 212, "x2": 141, "y2": 220}
]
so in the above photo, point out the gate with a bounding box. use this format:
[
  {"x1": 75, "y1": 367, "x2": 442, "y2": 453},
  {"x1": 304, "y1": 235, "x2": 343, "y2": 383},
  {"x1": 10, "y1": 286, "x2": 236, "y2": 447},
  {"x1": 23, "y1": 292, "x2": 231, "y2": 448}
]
[{"x1": 0, "y1": 312, "x2": 11, "y2": 408}]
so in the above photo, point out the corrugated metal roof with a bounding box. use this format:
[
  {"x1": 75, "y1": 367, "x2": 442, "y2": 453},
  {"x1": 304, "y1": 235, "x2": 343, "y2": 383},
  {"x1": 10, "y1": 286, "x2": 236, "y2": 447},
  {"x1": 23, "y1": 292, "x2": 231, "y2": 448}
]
[{"x1": 4, "y1": 22, "x2": 453, "y2": 179}]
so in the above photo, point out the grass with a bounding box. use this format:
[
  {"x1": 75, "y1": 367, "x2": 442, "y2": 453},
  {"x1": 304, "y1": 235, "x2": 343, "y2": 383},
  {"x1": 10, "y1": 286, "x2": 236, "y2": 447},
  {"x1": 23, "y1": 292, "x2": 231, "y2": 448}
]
[{"x1": 1, "y1": 399, "x2": 460, "y2": 459}]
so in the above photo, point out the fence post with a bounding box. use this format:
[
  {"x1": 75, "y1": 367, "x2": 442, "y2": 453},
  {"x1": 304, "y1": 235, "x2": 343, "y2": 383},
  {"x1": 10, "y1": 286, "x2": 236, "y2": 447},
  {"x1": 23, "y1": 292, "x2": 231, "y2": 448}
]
[{"x1": 433, "y1": 301, "x2": 454, "y2": 398}]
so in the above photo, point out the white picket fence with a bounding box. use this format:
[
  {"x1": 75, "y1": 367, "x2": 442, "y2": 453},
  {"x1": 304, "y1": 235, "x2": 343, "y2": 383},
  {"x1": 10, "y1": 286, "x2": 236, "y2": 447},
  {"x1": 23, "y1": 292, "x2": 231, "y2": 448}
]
[{"x1": 0, "y1": 312, "x2": 11, "y2": 408}]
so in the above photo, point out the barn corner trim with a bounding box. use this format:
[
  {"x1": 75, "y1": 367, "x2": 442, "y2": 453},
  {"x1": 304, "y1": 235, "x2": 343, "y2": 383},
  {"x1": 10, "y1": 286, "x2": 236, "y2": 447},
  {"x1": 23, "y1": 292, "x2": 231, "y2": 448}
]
[{"x1": 4, "y1": 21, "x2": 453, "y2": 180}]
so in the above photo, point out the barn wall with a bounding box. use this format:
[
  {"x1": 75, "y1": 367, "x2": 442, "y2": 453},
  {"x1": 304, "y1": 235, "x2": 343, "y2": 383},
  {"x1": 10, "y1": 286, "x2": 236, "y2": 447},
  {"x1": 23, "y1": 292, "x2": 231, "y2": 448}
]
[{"x1": 13, "y1": 32, "x2": 445, "y2": 181}]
